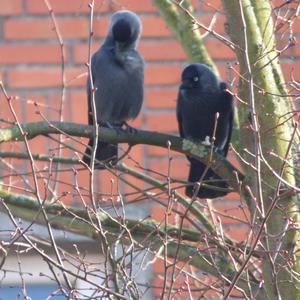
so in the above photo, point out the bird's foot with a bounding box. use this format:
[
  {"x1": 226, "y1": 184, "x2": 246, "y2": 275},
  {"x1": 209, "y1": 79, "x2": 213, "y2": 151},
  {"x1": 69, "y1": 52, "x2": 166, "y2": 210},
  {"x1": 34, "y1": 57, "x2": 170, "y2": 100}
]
[
  {"x1": 214, "y1": 147, "x2": 225, "y2": 155},
  {"x1": 201, "y1": 136, "x2": 211, "y2": 146},
  {"x1": 105, "y1": 122, "x2": 124, "y2": 135},
  {"x1": 123, "y1": 122, "x2": 138, "y2": 134},
  {"x1": 189, "y1": 136, "x2": 211, "y2": 146}
]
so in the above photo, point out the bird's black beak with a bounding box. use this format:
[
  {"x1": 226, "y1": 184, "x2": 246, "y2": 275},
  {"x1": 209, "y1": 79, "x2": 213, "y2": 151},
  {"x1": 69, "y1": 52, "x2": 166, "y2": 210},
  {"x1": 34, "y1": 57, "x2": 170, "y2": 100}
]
[{"x1": 180, "y1": 79, "x2": 193, "y2": 90}]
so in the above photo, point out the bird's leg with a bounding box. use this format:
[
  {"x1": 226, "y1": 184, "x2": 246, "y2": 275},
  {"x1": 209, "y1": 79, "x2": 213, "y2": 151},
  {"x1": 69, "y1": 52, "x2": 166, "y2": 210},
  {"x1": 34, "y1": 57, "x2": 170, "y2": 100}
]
[
  {"x1": 201, "y1": 136, "x2": 211, "y2": 146},
  {"x1": 105, "y1": 122, "x2": 123, "y2": 134},
  {"x1": 187, "y1": 136, "x2": 211, "y2": 145},
  {"x1": 123, "y1": 122, "x2": 138, "y2": 134},
  {"x1": 214, "y1": 147, "x2": 225, "y2": 156},
  {"x1": 198, "y1": 136, "x2": 224, "y2": 155},
  {"x1": 189, "y1": 136, "x2": 225, "y2": 154}
]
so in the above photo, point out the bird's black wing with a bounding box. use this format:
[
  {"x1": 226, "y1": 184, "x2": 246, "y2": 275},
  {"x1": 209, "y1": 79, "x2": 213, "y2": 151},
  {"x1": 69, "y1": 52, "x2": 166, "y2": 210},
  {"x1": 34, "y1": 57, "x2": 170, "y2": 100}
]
[
  {"x1": 185, "y1": 82, "x2": 233, "y2": 199},
  {"x1": 176, "y1": 97, "x2": 185, "y2": 139},
  {"x1": 215, "y1": 82, "x2": 234, "y2": 156},
  {"x1": 83, "y1": 51, "x2": 118, "y2": 168}
]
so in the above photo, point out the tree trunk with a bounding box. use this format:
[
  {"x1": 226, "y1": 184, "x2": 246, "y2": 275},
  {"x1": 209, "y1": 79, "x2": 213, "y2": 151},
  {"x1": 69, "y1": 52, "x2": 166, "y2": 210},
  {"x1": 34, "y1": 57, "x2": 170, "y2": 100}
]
[{"x1": 222, "y1": 0, "x2": 300, "y2": 299}]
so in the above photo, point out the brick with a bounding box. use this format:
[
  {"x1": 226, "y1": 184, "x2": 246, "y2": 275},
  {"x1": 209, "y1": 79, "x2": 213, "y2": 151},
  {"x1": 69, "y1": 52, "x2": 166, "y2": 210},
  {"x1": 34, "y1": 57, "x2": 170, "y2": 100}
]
[
  {"x1": 128, "y1": 114, "x2": 143, "y2": 130},
  {"x1": 89, "y1": 16, "x2": 171, "y2": 39},
  {"x1": 73, "y1": 41, "x2": 186, "y2": 64},
  {"x1": 72, "y1": 43, "x2": 99, "y2": 64},
  {"x1": 282, "y1": 61, "x2": 300, "y2": 81},
  {"x1": 122, "y1": 171, "x2": 146, "y2": 197},
  {"x1": 149, "y1": 205, "x2": 177, "y2": 224},
  {"x1": 51, "y1": 168, "x2": 73, "y2": 205},
  {"x1": 112, "y1": 0, "x2": 156, "y2": 12},
  {"x1": 138, "y1": 40, "x2": 186, "y2": 61},
  {"x1": 205, "y1": 39, "x2": 236, "y2": 60},
  {"x1": 275, "y1": 16, "x2": 300, "y2": 35},
  {"x1": 4, "y1": 18, "x2": 89, "y2": 40},
  {"x1": 224, "y1": 224, "x2": 250, "y2": 243},
  {"x1": 145, "y1": 65, "x2": 181, "y2": 85},
  {"x1": 291, "y1": 42, "x2": 300, "y2": 58},
  {"x1": 0, "y1": 93, "x2": 24, "y2": 126},
  {"x1": 97, "y1": 169, "x2": 120, "y2": 198},
  {"x1": 28, "y1": 136, "x2": 52, "y2": 158},
  {"x1": 1, "y1": 153, "x2": 24, "y2": 188},
  {"x1": 26, "y1": 0, "x2": 109, "y2": 14},
  {"x1": 23, "y1": 94, "x2": 48, "y2": 122},
  {"x1": 151, "y1": 260, "x2": 164, "y2": 274},
  {"x1": 216, "y1": 63, "x2": 231, "y2": 81},
  {"x1": 199, "y1": 14, "x2": 227, "y2": 36},
  {"x1": 147, "y1": 158, "x2": 188, "y2": 180},
  {"x1": 7, "y1": 67, "x2": 87, "y2": 88},
  {"x1": 66, "y1": 67, "x2": 88, "y2": 87},
  {"x1": 146, "y1": 146, "x2": 180, "y2": 158},
  {"x1": 0, "y1": 0, "x2": 22, "y2": 16},
  {"x1": 73, "y1": 168, "x2": 90, "y2": 205},
  {"x1": 212, "y1": 200, "x2": 250, "y2": 225},
  {"x1": 145, "y1": 87, "x2": 177, "y2": 109},
  {"x1": 271, "y1": 0, "x2": 300, "y2": 10},
  {"x1": 70, "y1": 90, "x2": 88, "y2": 124},
  {"x1": 218, "y1": 151, "x2": 243, "y2": 177},
  {"x1": 266, "y1": 4, "x2": 300, "y2": 33},
  {"x1": 93, "y1": 18, "x2": 111, "y2": 38},
  {"x1": 123, "y1": 142, "x2": 144, "y2": 163},
  {"x1": 145, "y1": 113, "x2": 177, "y2": 132},
  {"x1": 0, "y1": 143, "x2": 24, "y2": 166},
  {"x1": 93, "y1": 16, "x2": 171, "y2": 39},
  {"x1": 2, "y1": 95, "x2": 24, "y2": 123},
  {"x1": 22, "y1": 156, "x2": 75, "y2": 203},
  {"x1": 277, "y1": 39, "x2": 297, "y2": 59},
  {"x1": 141, "y1": 16, "x2": 171, "y2": 37},
  {"x1": 72, "y1": 136, "x2": 89, "y2": 164},
  {"x1": 199, "y1": 0, "x2": 222, "y2": 12},
  {"x1": 47, "y1": 93, "x2": 73, "y2": 121},
  {"x1": 0, "y1": 44, "x2": 63, "y2": 65},
  {"x1": 122, "y1": 145, "x2": 145, "y2": 195},
  {"x1": 0, "y1": 95, "x2": 12, "y2": 125}
]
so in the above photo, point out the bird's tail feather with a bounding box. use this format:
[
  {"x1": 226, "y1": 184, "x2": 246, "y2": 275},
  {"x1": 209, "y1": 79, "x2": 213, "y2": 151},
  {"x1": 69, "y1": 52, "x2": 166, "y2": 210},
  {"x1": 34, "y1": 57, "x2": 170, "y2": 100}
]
[
  {"x1": 186, "y1": 159, "x2": 229, "y2": 199},
  {"x1": 82, "y1": 138, "x2": 118, "y2": 169}
]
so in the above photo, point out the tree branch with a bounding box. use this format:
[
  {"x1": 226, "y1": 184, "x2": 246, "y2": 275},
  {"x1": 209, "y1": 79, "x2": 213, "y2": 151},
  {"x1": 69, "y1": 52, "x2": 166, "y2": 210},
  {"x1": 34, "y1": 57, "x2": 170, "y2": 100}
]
[
  {"x1": 0, "y1": 121, "x2": 245, "y2": 194},
  {"x1": 0, "y1": 184, "x2": 262, "y2": 297}
]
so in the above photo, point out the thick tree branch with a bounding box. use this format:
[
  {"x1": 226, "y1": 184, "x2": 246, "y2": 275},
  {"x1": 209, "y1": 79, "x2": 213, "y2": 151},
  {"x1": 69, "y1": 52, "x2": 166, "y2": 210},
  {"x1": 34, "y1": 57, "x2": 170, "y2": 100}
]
[
  {"x1": 0, "y1": 121, "x2": 244, "y2": 194},
  {"x1": 222, "y1": 1, "x2": 300, "y2": 299}
]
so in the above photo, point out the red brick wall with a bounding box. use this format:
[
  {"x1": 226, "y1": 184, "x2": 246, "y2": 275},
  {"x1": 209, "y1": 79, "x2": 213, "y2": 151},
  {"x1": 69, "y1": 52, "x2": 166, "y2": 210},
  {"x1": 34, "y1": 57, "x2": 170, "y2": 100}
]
[{"x1": 0, "y1": 0, "x2": 299, "y2": 297}]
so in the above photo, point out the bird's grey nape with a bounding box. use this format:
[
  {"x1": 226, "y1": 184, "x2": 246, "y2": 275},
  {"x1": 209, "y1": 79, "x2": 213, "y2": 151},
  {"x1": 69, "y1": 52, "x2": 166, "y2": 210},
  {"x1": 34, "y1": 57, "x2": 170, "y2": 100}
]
[{"x1": 107, "y1": 10, "x2": 142, "y2": 48}]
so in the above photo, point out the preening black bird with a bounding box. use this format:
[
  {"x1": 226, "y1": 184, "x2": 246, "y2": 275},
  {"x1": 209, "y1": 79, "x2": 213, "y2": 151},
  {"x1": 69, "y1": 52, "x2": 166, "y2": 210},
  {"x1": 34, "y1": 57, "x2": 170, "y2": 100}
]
[
  {"x1": 83, "y1": 10, "x2": 144, "y2": 168},
  {"x1": 176, "y1": 64, "x2": 234, "y2": 199}
]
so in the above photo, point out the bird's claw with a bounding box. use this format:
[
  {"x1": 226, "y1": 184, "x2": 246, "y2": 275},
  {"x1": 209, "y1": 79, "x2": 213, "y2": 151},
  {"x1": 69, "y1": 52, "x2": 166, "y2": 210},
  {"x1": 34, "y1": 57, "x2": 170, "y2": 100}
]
[
  {"x1": 189, "y1": 136, "x2": 211, "y2": 146},
  {"x1": 201, "y1": 136, "x2": 211, "y2": 146},
  {"x1": 123, "y1": 122, "x2": 138, "y2": 134},
  {"x1": 214, "y1": 147, "x2": 224, "y2": 155},
  {"x1": 105, "y1": 122, "x2": 123, "y2": 135}
]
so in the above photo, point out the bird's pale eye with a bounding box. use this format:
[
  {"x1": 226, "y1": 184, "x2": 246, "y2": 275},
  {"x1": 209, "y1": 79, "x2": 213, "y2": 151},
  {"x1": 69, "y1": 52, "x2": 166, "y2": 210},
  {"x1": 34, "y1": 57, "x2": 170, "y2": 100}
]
[{"x1": 193, "y1": 76, "x2": 199, "y2": 82}]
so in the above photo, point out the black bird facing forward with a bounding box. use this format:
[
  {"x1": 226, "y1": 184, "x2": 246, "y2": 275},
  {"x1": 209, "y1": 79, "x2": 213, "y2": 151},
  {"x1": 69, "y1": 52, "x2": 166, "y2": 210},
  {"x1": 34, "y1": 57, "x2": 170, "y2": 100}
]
[
  {"x1": 176, "y1": 64, "x2": 234, "y2": 198},
  {"x1": 83, "y1": 10, "x2": 144, "y2": 168}
]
